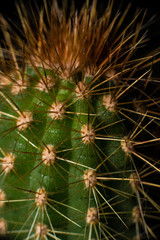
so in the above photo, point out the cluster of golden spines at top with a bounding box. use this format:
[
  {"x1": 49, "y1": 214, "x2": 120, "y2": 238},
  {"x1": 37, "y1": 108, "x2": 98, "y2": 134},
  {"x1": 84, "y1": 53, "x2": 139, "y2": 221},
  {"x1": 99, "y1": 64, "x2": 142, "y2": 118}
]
[{"x1": 0, "y1": 0, "x2": 145, "y2": 82}]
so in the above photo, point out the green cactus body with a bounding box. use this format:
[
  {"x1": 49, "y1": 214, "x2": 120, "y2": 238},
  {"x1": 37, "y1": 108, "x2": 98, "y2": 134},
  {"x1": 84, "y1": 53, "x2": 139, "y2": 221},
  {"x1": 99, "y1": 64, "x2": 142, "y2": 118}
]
[{"x1": 0, "y1": 1, "x2": 160, "y2": 240}]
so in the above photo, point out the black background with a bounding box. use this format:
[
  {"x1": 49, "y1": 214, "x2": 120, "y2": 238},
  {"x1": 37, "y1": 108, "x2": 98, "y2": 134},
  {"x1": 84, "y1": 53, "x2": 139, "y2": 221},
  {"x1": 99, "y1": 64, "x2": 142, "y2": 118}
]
[
  {"x1": 1, "y1": 0, "x2": 160, "y2": 47},
  {"x1": 1, "y1": 0, "x2": 160, "y2": 68}
]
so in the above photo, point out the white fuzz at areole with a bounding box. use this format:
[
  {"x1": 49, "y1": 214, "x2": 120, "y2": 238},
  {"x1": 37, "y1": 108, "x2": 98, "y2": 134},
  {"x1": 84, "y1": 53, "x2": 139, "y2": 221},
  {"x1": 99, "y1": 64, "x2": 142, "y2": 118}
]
[
  {"x1": 11, "y1": 79, "x2": 28, "y2": 95},
  {"x1": 36, "y1": 76, "x2": 55, "y2": 92},
  {"x1": 1, "y1": 152, "x2": 15, "y2": 174},
  {"x1": 75, "y1": 81, "x2": 90, "y2": 99},
  {"x1": 35, "y1": 188, "x2": 47, "y2": 207},
  {"x1": 81, "y1": 124, "x2": 95, "y2": 144},
  {"x1": 86, "y1": 208, "x2": 98, "y2": 225},
  {"x1": 42, "y1": 144, "x2": 56, "y2": 166},
  {"x1": 132, "y1": 206, "x2": 140, "y2": 223},
  {"x1": 103, "y1": 94, "x2": 117, "y2": 112},
  {"x1": 121, "y1": 137, "x2": 134, "y2": 155},
  {"x1": 0, "y1": 218, "x2": 7, "y2": 235},
  {"x1": 0, "y1": 189, "x2": 6, "y2": 207},
  {"x1": 49, "y1": 102, "x2": 65, "y2": 120},
  {"x1": 35, "y1": 223, "x2": 48, "y2": 238},
  {"x1": 129, "y1": 173, "x2": 139, "y2": 193},
  {"x1": 84, "y1": 170, "x2": 97, "y2": 188},
  {"x1": 16, "y1": 111, "x2": 33, "y2": 131}
]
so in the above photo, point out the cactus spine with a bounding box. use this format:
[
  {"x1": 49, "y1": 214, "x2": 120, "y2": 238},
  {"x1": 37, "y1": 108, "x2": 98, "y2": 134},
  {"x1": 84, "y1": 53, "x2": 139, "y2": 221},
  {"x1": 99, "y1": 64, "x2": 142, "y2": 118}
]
[{"x1": 0, "y1": 1, "x2": 160, "y2": 239}]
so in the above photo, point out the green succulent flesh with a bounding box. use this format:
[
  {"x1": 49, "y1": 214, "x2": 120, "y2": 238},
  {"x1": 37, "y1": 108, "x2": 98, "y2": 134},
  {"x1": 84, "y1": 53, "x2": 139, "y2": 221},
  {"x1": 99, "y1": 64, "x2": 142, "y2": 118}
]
[{"x1": 0, "y1": 66, "x2": 139, "y2": 240}]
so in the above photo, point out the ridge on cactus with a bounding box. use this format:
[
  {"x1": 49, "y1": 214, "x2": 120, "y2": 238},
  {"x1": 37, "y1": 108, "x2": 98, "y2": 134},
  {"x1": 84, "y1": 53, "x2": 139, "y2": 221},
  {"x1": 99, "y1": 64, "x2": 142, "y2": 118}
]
[{"x1": 0, "y1": 0, "x2": 160, "y2": 239}]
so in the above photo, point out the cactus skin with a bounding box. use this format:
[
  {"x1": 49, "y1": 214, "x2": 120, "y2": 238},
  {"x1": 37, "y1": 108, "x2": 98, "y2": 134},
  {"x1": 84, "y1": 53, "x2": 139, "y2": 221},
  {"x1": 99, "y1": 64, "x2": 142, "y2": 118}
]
[{"x1": 0, "y1": 1, "x2": 160, "y2": 239}]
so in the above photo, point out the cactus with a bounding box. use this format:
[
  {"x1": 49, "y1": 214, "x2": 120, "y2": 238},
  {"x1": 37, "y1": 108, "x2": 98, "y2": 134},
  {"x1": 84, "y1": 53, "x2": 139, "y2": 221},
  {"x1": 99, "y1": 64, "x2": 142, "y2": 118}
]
[{"x1": 0, "y1": 0, "x2": 160, "y2": 239}]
